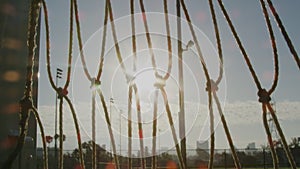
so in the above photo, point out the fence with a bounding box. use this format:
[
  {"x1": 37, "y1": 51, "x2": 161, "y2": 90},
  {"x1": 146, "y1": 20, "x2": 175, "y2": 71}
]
[{"x1": 36, "y1": 147, "x2": 300, "y2": 169}]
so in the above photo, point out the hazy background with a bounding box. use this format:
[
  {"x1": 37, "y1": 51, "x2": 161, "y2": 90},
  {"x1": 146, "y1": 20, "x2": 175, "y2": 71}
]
[{"x1": 37, "y1": 0, "x2": 300, "y2": 153}]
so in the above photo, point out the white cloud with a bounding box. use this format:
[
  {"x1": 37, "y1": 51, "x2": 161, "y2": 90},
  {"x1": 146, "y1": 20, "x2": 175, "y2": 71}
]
[{"x1": 37, "y1": 100, "x2": 300, "y2": 150}]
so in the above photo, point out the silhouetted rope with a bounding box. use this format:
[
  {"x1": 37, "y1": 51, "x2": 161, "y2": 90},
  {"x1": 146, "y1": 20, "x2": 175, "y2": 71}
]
[
  {"x1": 42, "y1": 0, "x2": 56, "y2": 91},
  {"x1": 107, "y1": 0, "x2": 146, "y2": 168},
  {"x1": 129, "y1": 0, "x2": 136, "y2": 167},
  {"x1": 91, "y1": 91, "x2": 96, "y2": 169},
  {"x1": 131, "y1": 0, "x2": 137, "y2": 73},
  {"x1": 97, "y1": 89, "x2": 120, "y2": 168},
  {"x1": 127, "y1": 86, "x2": 133, "y2": 169},
  {"x1": 72, "y1": 0, "x2": 121, "y2": 168},
  {"x1": 139, "y1": 0, "x2": 173, "y2": 80},
  {"x1": 217, "y1": 0, "x2": 262, "y2": 91},
  {"x1": 163, "y1": 0, "x2": 173, "y2": 80},
  {"x1": 265, "y1": 0, "x2": 300, "y2": 70},
  {"x1": 73, "y1": 0, "x2": 92, "y2": 81},
  {"x1": 58, "y1": 98, "x2": 64, "y2": 169},
  {"x1": 212, "y1": 89, "x2": 241, "y2": 169},
  {"x1": 176, "y1": 0, "x2": 187, "y2": 166},
  {"x1": 160, "y1": 87, "x2": 185, "y2": 169},
  {"x1": 107, "y1": 0, "x2": 128, "y2": 78},
  {"x1": 262, "y1": 104, "x2": 279, "y2": 169},
  {"x1": 1, "y1": 0, "x2": 48, "y2": 168},
  {"x1": 133, "y1": 83, "x2": 146, "y2": 169},
  {"x1": 266, "y1": 102, "x2": 297, "y2": 169},
  {"x1": 207, "y1": 0, "x2": 241, "y2": 168},
  {"x1": 64, "y1": 0, "x2": 74, "y2": 89},
  {"x1": 217, "y1": 0, "x2": 297, "y2": 168},
  {"x1": 31, "y1": 107, "x2": 48, "y2": 169},
  {"x1": 139, "y1": 1, "x2": 186, "y2": 168},
  {"x1": 64, "y1": 95, "x2": 85, "y2": 169},
  {"x1": 179, "y1": 0, "x2": 214, "y2": 168},
  {"x1": 259, "y1": 0, "x2": 279, "y2": 95},
  {"x1": 151, "y1": 90, "x2": 159, "y2": 169},
  {"x1": 91, "y1": 1, "x2": 109, "y2": 168},
  {"x1": 208, "y1": 0, "x2": 223, "y2": 86},
  {"x1": 259, "y1": 0, "x2": 279, "y2": 167},
  {"x1": 42, "y1": 0, "x2": 86, "y2": 168},
  {"x1": 96, "y1": 0, "x2": 109, "y2": 81}
]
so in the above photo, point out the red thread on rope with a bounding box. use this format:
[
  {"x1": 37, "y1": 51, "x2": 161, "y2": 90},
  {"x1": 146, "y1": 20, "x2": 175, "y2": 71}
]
[
  {"x1": 77, "y1": 133, "x2": 81, "y2": 142},
  {"x1": 57, "y1": 87, "x2": 69, "y2": 98},
  {"x1": 139, "y1": 129, "x2": 143, "y2": 139}
]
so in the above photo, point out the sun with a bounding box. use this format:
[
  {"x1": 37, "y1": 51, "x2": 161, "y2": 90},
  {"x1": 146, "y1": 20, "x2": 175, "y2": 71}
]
[{"x1": 134, "y1": 68, "x2": 158, "y2": 101}]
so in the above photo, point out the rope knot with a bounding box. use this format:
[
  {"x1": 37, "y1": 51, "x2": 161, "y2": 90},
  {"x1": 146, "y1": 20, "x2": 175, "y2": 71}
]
[
  {"x1": 19, "y1": 96, "x2": 33, "y2": 126},
  {"x1": 257, "y1": 89, "x2": 271, "y2": 103},
  {"x1": 19, "y1": 96, "x2": 33, "y2": 112},
  {"x1": 206, "y1": 79, "x2": 218, "y2": 92},
  {"x1": 24, "y1": 81, "x2": 33, "y2": 96},
  {"x1": 154, "y1": 77, "x2": 166, "y2": 89},
  {"x1": 126, "y1": 73, "x2": 135, "y2": 86},
  {"x1": 90, "y1": 78, "x2": 101, "y2": 90},
  {"x1": 57, "y1": 87, "x2": 68, "y2": 98}
]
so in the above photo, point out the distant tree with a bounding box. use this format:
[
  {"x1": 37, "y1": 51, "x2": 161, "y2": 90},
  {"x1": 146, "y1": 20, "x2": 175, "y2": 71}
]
[
  {"x1": 196, "y1": 148, "x2": 209, "y2": 161},
  {"x1": 289, "y1": 137, "x2": 300, "y2": 148}
]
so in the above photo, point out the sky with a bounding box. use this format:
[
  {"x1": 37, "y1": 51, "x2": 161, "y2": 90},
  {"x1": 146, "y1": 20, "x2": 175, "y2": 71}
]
[{"x1": 37, "y1": 0, "x2": 300, "y2": 155}]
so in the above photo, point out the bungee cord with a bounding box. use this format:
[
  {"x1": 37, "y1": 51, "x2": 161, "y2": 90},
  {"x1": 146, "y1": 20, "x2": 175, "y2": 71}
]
[
  {"x1": 138, "y1": 0, "x2": 185, "y2": 168},
  {"x1": 207, "y1": 0, "x2": 241, "y2": 168},
  {"x1": 217, "y1": 0, "x2": 297, "y2": 168},
  {"x1": 1, "y1": 0, "x2": 48, "y2": 169}
]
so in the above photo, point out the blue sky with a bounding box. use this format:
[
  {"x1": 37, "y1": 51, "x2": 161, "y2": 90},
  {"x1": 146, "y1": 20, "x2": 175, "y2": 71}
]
[{"x1": 37, "y1": 0, "x2": 300, "y2": 152}]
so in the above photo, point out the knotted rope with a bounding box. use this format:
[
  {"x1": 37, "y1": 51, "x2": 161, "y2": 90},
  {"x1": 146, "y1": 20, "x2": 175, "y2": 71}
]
[
  {"x1": 2, "y1": 1, "x2": 48, "y2": 168},
  {"x1": 139, "y1": 0, "x2": 185, "y2": 168},
  {"x1": 42, "y1": 0, "x2": 85, "y2": 168},
  {"x1": 217, "y1": 0, "x2": 297, "y2": 168},
  {"x1": 207, "y1": 0, "x2": 242, "y2": 168}
]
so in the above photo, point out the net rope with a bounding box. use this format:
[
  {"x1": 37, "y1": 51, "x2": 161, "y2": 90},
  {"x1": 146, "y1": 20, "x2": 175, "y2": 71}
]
[
  {"x1": 207, "y1": 0, "x2": 241, "y2": 168},
  {"x1": 1, "y1": 1, "x2": 48, "y2": 169},
  {"x1": 178, "y1": 0, "x2": 215, "y2": 168},
  {"x1": 265, "y1": 0, "x2": 300, "y2": 70},
  {"x1": 42, "y1": 0, "x2": 86, "y2": 168},
  {"x1": 3, "y1": 0, "x2": 299, "y2": 169},
  {"x1": 74, "y1": 0, "x2": 120, "y2": 168},
  {"x1": 138, "y1": 0, "x2": 185, "y2": 168},
  {"x1": 217, "y1": 0, "x2": 297, "y2": 168}
]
